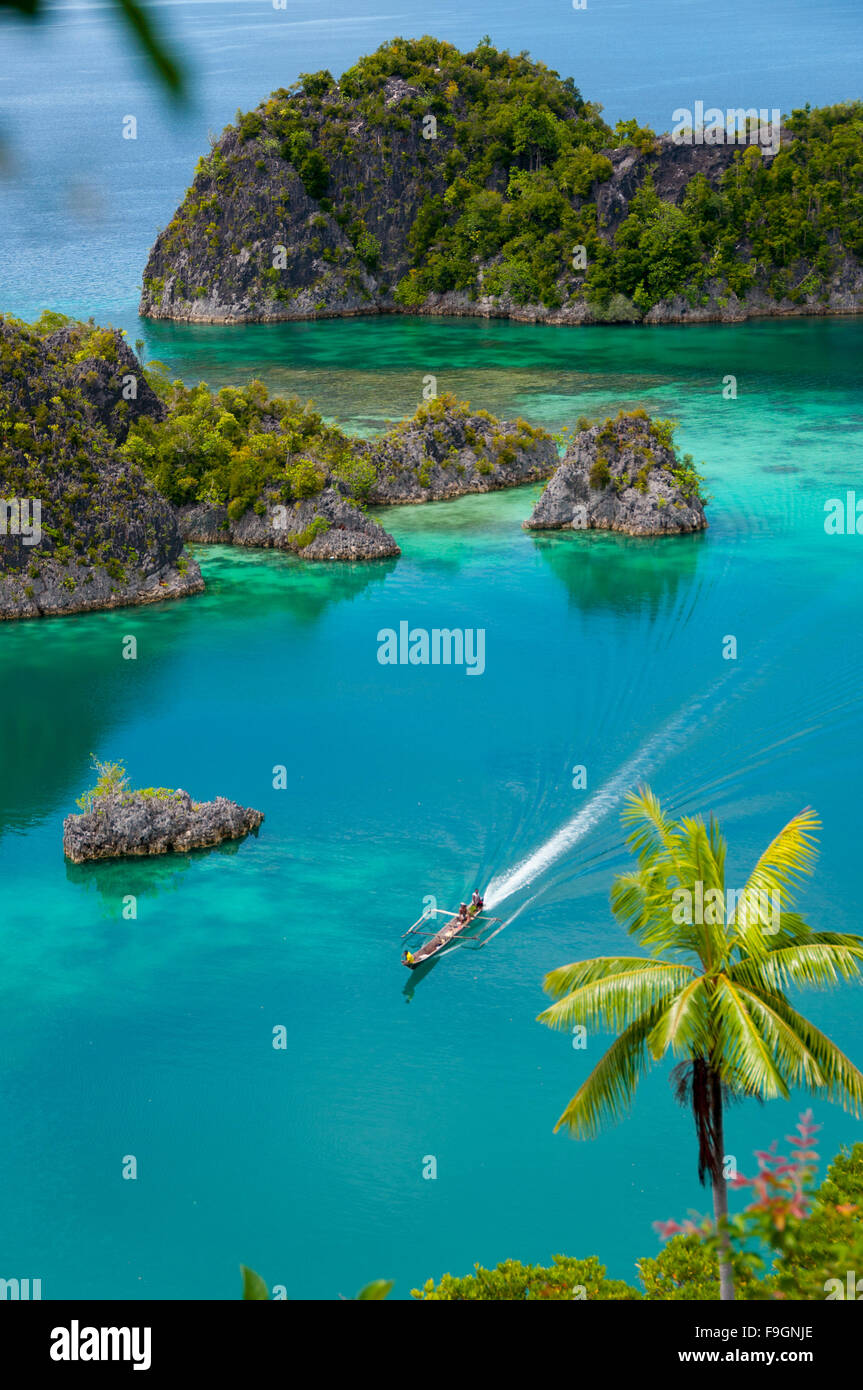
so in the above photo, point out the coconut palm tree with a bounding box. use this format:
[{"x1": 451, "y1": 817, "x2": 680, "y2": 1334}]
[{"x1": 537, "y1": 788, "x2": 863, "y2": 1301}]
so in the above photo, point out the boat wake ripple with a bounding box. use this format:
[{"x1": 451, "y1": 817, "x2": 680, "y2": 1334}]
[{"x1": 484, "y1": 679, "x2": 725, "y2": 910}]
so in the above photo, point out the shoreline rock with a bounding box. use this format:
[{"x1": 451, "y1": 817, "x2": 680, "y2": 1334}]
[
  {"x1": 138, "y1": 290, "x2": 863, "y2": 329},
  {"x1": 171, "y1": 397, "x2": 555, "y2": 555},
  {"x1": 179, "y1": 486, "x2": 399, "y2": 560},
  {"x1": 1, "y1": 562, "x2": 204, "y2": 622},
  {"x1": 63, "y1": 790, "x2": 264, "y2": 864},
  {"x1": 524, "y1": 411, "x2": 708, "y2": 537}
]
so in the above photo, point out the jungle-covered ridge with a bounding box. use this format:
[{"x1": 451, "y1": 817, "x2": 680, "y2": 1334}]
[{"x1": 140, "y1": 35, "x2": 863, "y2": 324}]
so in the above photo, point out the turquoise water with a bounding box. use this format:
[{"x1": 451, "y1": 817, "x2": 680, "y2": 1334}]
[
  {"x1": 3, "y1": 0, "x2": 863, "y2": 1302},
  {"x1": 2, "y1": 314, "x2": 862, "y2": 1298}
]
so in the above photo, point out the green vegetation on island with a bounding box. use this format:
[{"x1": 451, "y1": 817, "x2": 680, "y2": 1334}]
[
  {"x1": 121, "y1": 368, "x2": 358, "y2": 519},
  {"x1": 0, "y1": 312, "x2": 202, "y2": 619},
  {"x1": 75, "y1": 755, "x2": 182, "y2": 812},
  {"x1": 122, "y1": 369, "x2": 556, "y2": 513},
  {"x1": 140, "y1": 36, "x2": 863, "y2": 323}
]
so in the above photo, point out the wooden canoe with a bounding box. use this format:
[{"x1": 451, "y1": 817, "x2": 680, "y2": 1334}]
[{"x1": 402, "y1": 904, "x2": 495, "y2": 968}]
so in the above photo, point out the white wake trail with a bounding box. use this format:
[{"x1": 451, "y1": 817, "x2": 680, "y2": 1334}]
[{"x1": 484, "y1": 684, "x2": 721, "y2": 911}]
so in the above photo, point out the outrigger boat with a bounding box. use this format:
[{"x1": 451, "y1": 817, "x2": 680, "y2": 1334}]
[{"x1": 401, "y1": 898, "x2": 502, "y2": 969}]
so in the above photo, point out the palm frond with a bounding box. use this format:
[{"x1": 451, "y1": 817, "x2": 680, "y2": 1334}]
[
  {"x1": 541, "y1": 956, "x2": 676, "y2": 1000},
  {"x1": 707, "y1": 813, "x2": 727, "y2": 886},
  {"x1": 608, "y1": 872, "x2": 648, "y2": 930},
  {"x1": 620, "y1": 785, "x2": 683, "y2": 867},
  {"x1": 724, "y1": 983, "x2": 828, "y2": 1092},
  {"x1": 743, "y1": 988, "x2": 863, "y2": 1114},
  {"x1": 711, "y1": 976, "x2": 791, "y2": 1099},
  {"x1": 667, "y1": 817, "x2": 728, "y2": 969},
  {"x1": 537, "y1": 964, "x2": 695, "y2": 1034},
  {"x1": 647, "y1": 977, "x2": 712, "y2": 1059},
  {"x1": 730, "y1": 942, "x2": 863, "y2": 993},
  {"x1": 552, "y1": 1012, "x2": 660, "y2": 1138},
  {"x1": 738, "y1": 808, "x2": 821, "y2": 929},
  {"x1": 755, "y1": 913, "x2": 863, "y2": 953}
]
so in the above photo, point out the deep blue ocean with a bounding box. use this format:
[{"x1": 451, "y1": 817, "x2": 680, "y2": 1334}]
[{"x1": 1, "y1": 1, "x2": 862, "y2": 1300}]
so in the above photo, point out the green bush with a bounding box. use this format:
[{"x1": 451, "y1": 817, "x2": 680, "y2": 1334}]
[
  {"x1": 589, "y1": 455, "x2": 611, "y2": 489},
  {"x1": 413, "y1": 1255, "x2": 640, "y2": 1301}
]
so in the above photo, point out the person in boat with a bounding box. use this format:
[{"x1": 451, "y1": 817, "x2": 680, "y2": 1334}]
[
  {"x1": 458, "y1": 903, "x2": 469, "y2": 923},
  {"x1": 403, "y1": 949, "x2": 415, "y2": 965},
  {"x1": 471, "y1": 891, "x2": 484, "y2": 913}
]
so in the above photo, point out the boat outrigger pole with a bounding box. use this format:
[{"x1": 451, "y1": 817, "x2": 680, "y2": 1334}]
[{"x1": 401, "y1": 896, "x2": 501, "y2": 969}]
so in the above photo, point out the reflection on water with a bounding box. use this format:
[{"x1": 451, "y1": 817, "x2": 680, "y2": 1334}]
[
  {"x1": 64, "y1": 836, "x2": 248, "y2": 913},
  {"x1": 141, "y1": 315, "x2": 863, "y2": 437},
  {"x1": 194, "y1": 545, "x2": 397, "y2": 624},
  {"x1": 531, "y1": 526, "x2": 706, "y2": 620},
  {"x1": 0, "y1": 545, "x2": 394, "y2": 838},
  {"x1": 0, "y1": 609, "x2": 189, "y2": 837}
]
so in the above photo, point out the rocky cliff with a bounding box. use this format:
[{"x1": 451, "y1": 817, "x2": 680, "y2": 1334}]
[
  {"x1": 0, "y1": 315, "x2": 203, "y2": 620},
  {"x1": 172, "y1": 396, "x2": 556, "y2": 546},
  {"x1": 524, "y1": 411, "x2": 708, "y2": 536},
  {"x1": 139, "y1": 37, "x2": 863, "y2": 325}
]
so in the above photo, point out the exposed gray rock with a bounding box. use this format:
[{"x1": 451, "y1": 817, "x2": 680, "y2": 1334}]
[
  {"x1": 1, "y1": 558, "x2": 203, "y2": 622},
  {"x1": 356, "y1": 403, "x2": 558, "y2": 504},
  {"x1": 0, "y1": 315, "x2": 204, "y2": 622},
  {"x1": 44, "y1": 324, "x2": 167, "y2": 438},
  {"x1": 524, "y1": 413, "x2": 708, "y2": 536},
  {"x1": 176, "y1": 400, "x2": 556, "y2": 557},
  {"x1": 63, "y1": 790, "x2": 264, "y2": 863},
  {"x1": 179, "y1": 485, "x2": 399, "y2": 560},
  {"x1": 139, "y1": 53, "x2": 861, "y2": 328}
]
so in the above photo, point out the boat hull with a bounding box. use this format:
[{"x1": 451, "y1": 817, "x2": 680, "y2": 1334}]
[{"x1": 403, "y1": 911, "x2": 477, "y2": 967}]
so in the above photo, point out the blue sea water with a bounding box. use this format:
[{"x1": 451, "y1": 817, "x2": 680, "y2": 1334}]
[{"x1": 1, "y1": 2, "x2": 862, "y2": 1301}]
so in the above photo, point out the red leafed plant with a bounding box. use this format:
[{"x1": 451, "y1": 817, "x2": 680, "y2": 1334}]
[{"x1": 654, "y1": 1110, "x2": 821, "y2": 1243}]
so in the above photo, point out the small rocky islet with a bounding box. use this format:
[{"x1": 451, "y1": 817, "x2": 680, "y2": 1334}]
[
  {"x1": 525, "y1": 409, "x2": 708, "y2": 536},
  {"x1": 62, "y1": 761, "x2": 264, "y2": 864},
  {"x1": 173, "y1": 393, "x2": 558, "y2": 558}
]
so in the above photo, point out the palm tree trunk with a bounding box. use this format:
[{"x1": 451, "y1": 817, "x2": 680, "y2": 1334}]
[{"x1": 710, "y1": 1075, "x2": 735, "y2": 1301}]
